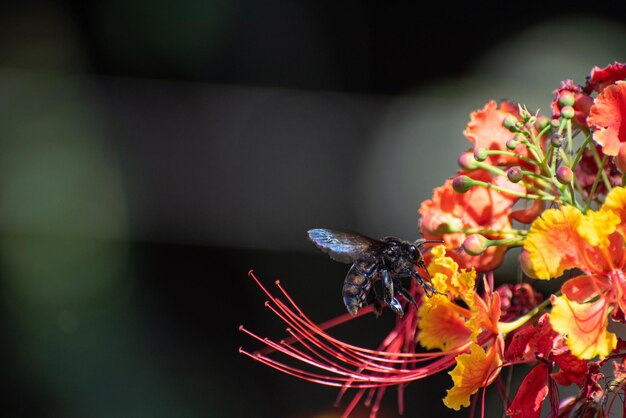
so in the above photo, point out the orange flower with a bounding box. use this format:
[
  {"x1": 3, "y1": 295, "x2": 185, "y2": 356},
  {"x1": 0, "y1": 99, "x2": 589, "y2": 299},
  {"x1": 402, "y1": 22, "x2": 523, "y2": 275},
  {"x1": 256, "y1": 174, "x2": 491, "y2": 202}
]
[
  {"x1": 464, "y1": 100, "x2": 528, "y2": 166},
  {"x1": 588, "y1": 80, "x2": 626, "y2": 156},
  {"x1": 417, "y1": 247, "x2": 505, "y2": 410},
  {"x1": 523, "y1": 186, "x2": 626, "y2": 359},
  {"x1": 419, "y1": 169, "x2": 522, "y2": 271}
]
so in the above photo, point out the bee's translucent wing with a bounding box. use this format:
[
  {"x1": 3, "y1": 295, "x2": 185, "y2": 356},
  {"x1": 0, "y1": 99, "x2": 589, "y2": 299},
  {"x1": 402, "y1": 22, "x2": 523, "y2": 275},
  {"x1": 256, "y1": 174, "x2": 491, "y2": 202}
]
[{"x1": 307, "y1": 229, "x2": 380, "y2": 263}]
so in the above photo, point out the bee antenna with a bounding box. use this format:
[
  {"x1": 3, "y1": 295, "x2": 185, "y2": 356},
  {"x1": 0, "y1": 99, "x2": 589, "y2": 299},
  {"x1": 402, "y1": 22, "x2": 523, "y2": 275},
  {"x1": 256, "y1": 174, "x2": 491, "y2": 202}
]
[{"x1": 414, "y1": 238, "x2": 444, "y2": 248}]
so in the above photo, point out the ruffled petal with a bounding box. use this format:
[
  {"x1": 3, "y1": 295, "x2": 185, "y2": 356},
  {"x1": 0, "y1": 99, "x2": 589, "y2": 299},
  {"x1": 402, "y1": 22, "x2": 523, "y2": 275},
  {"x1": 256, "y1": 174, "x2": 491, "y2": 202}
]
[
  {"x1": 602, "y1": 186, "x2": 626, "y2": 240},
  {"x1": 577, "y1": 208, "x2": 619, "y2": 248},
  {"x1": 418, "y1": 300, "x2": 472, "y2": 351},
  {"x1": 443, "y1": 341, "x2": 503, "y2": 410},
  {"x1": 524, "y1": 207, "x2": 585, "y2": 279},
  {"x1": 463, "y1": 100, "x2": 521, "y2": 166},
  {"x1": 588, "y1": 81, "x2": 626, "y2": 156},
  {"x1": 586, "y1": 62, "x2": 626, "y2": 93},
  {"x1": 550, "y1": 295, "x2": 616, "y2": 359}
]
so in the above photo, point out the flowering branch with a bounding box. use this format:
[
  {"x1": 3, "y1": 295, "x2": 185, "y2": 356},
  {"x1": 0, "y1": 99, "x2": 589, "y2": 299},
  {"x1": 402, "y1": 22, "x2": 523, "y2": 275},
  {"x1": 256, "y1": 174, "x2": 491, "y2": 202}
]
[{"x1": 240, "y1": 62, "x2": 626, "y2": 418}]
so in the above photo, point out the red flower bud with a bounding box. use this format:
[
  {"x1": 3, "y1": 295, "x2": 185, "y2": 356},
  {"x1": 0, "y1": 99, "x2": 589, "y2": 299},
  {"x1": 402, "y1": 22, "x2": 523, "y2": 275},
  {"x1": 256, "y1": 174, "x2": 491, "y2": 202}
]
[
  {"x1": 556, "y1": 166, "x2": 573, "y2": 184},
  {"x1": 473, "y1": 148, "x2": 488, "y2": 161},
  {"x1": 452, "y1": 175, "x2": 474, "y2": 193},
  {"x1": 462, "y1": 234, "x2": 489, "y2": 256},
  {"x1": 503, "y1": 115, "x2": 519, "y2": 131},
  {"x1": 507, "y1": 166, "x2": 523, "y2": 183},
  {"x1": 550, "y1": 134, "x2": 563, "y2": 148},
  {"x1": 560, "y1": 106, "x2": 575, "y2": 119},
  {"x1": 458, "y1": 152, "x2": 479, "y2": 170},
  {"x1": 558, "y1": 91, "x2": 576, "y2": 107},
  {"x1": 505, "y1": 138, "x2": 518, "y2": 150},
  {"x1": 535, "y1": 115, "x2": 550, "y2": 131}
]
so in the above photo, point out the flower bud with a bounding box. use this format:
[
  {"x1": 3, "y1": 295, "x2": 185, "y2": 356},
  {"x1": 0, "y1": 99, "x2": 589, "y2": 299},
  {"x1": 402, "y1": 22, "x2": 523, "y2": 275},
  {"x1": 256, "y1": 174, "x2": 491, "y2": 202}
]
[
  {"x1": 506, "y1": 166, "x2": 523, "y2": 183},
  {"x1": 452, "y1": 175, "x2": 474, "y2": 193},
  {"x1": 550, "y1": 119, "x2": 560, "y2": 129},
  {"x1": 434, "y1": 221, "x2": 461, "y2": 235},
  {"x1": 616, "y1": 144, "x2": 626, "y2": 174},
  {"x1": 556, "y1": 166, "x2": 573, "y2": 184},
  {"x1": 550, "y1": 134, "x2": 563, "y2": 148},
  {"x1": 473, "y1": 148, "x2": 488, "y2": 161},
  {"x1": 535, "y1": 115, "x2": 550, "y2": 131},
  {"x1": 519, "y1": 250, "x2": 538, "y2": 279},
  {"x1": 518, "y1": 105, "x2": 532, "y2": 121},
  {"x1": 558, "y1": 91, "x2": 576, "y2": 107},
  {"x1": 560, "y1": 106, "x2": 575, "y2": 119},
  {"x1": 462, "y1": 234, "x2": 489, "y2": 256},
  {"x1": 505, "y1": 138, "x2": 518, "y2": 150},
  {"x1": 503, "y1": 115, "x2": 519, "y2": 131},
  {"x1": 458, "y1": 152, "x2": 479, "y2": 170}
]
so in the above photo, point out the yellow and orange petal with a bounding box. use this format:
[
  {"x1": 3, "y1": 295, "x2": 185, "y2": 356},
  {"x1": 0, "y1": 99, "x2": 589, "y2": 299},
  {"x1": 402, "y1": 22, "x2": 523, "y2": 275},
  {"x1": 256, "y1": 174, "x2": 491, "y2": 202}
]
[
  {"x1": 418, "y1": 300, "x2": 472, "y2": 351},
  {"x1": 425, "y1": 245, "x2": 477, "y2": 307},
  {"x1": 602, "y1": 186, "x2": 626, "y2": 240},
  {"x1": 523, "y1": 206, "x2": 585, "y2": 279},
  {"x1": 550, "y1": 295, "x2": 616, "y2": 359},
  {"x1": 443, "y1": 339, "x2": 503, "y2": 410},
  {"x1": 588, "y1": 80, "x2": 626, "y2": 156},
  {"x1": 576, "y1": 208, "x2": 619, "y2": 248}
]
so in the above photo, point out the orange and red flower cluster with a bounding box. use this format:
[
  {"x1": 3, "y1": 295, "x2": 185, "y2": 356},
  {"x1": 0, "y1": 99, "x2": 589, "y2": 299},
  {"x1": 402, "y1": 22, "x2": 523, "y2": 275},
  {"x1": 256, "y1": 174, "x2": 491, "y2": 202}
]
[{"x1": 241, "y1": 62, "x2": 626, "y2": 418}]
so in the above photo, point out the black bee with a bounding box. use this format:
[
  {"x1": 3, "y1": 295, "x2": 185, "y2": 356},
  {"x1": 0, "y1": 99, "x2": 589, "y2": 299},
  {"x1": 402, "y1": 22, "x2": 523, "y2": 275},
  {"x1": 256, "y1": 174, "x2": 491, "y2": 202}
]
[{"x1": 307, "y1": 229, "x2": 442, "y2": 317}]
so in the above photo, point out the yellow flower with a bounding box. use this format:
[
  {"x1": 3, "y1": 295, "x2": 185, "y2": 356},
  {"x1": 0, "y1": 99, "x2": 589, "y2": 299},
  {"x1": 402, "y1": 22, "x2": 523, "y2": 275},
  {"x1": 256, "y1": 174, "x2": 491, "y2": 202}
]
[
  {"x1": 550, "y1": 295, "x2": 616, "y2": 359},
  {"x1": 418, "y1": 246, "x2": 504, "y2": 409},
  {"x1": 443, "y1": 339, "x2": 504, "y2": 410},
  {"x1": 523, "y1": 186, "x2": 626, "y2": 359}
]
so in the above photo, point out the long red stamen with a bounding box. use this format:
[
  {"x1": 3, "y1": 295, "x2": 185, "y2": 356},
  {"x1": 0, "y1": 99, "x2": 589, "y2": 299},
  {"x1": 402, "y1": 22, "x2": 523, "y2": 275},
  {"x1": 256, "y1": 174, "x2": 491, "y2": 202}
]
[{"x1": 240, "y1": 271, "x2": 477, "y2": 414}]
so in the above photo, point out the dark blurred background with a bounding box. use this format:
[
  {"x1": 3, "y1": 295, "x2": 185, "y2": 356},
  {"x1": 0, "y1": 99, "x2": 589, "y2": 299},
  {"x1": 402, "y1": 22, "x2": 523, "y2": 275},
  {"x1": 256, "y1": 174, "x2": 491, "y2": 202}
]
[{"x1": 2, "y1": 1, "x2": 626, "y2": 417}]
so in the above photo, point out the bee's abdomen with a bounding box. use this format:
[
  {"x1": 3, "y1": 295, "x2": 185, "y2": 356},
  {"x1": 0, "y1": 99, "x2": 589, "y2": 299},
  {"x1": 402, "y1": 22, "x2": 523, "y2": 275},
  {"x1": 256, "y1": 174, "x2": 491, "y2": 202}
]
[{"x1": 342, "y1": 265, "x2": 372, "y2": 316}]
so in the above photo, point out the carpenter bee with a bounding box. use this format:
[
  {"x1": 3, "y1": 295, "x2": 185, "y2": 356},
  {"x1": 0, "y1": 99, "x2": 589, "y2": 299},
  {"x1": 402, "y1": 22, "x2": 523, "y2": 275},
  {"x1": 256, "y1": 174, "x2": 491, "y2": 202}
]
[{"x1": 307, "y1": 228, "x2": 442, "y2": 317}]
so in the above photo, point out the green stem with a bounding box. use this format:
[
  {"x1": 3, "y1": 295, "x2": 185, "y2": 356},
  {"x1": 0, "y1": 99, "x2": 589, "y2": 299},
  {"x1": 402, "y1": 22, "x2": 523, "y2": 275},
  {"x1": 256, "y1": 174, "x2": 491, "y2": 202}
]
[
  {"x1": 572, "y1": 134, "x2": 592, "y2": 168},
  {"x1": 461, "y1": 228, "x2": 528, "y2": 236},
  {"x1": 566, "y1": 119, "x2": 573, "y2": 159},
  {"x1": 589, "y1": 142, "x2": 613, "y2": 192},
  {"x1": 498, "y1": 297, "x2": 552, "y2": 335},
  {"x1": 470, "y1": 179, "x2": 556, "y2": 201},
  {"x1": 484, "y1": 150, "x2": 541, "y2": 168},
  {"x1": 584, "y1": 155, "x2": 609, "y2": 212}
]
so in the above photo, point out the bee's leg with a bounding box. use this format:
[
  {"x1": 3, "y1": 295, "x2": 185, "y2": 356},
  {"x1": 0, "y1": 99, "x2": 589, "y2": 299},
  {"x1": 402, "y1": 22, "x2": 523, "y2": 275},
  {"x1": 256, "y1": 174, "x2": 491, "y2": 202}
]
[
  {"x1": 382, "y1": 270, "x2": 404, "y2": 316},
  {"x1": 394, "y1": 283, "x2": 417, "y2": 310},
  {"x1": 404, "y1": 269, "x2": 443, "y2": 296},
  {"x1": 413, "y1": 273, "x2": 438, "y2": 295}
]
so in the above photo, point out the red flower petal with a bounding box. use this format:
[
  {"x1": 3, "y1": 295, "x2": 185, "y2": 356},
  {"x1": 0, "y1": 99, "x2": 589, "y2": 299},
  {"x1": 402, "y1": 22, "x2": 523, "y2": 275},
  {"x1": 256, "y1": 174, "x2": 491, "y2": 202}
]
[
  {"x1": 551, "y1": 80, "x2": 593, "y2": 127},
  {"x1": 551, "y1": 353, "x2": 588, "y2": 386},
  {"x1": 588, "y1": 80, "x2": 626, "y2": 156},
  {"x1": 507, "y1": 363, "x2": 549, "y2": 418},
  {"x1": 585, "y1": 62, "x2": 626, "y2": 93},
  {"x1": 463, "y1": 100, "x2": 527, "y2": 166},
  {"x1": 561, "y1": 275, "x2": 605, "y2": 303}
]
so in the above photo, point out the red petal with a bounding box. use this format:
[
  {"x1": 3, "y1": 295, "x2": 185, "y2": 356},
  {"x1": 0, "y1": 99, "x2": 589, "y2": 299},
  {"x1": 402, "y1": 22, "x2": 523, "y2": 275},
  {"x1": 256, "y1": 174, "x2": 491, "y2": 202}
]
[
  {"x1": 586, "y1": 62, "x2": 626, "y2": 93},
  {"x1": 588, "y1": 81, "x2": 626, "y2": 156},
  {"x1": 561, "y1": 276, "x2": 602, "y2": 303},
  {"x1": 551, "y1": 353, "x2": 588, "y2": 386},
  {"x1": 507, "y1": 363, "x2": 549, "y2": 418}
]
